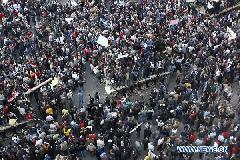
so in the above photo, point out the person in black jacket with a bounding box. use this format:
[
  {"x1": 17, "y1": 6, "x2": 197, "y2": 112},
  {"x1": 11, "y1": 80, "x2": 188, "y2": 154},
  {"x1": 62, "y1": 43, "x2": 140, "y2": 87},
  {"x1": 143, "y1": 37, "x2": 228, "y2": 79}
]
[
  {"x1": 144, "y1": 126, "x2": 152, "y2": 139},
  {"x1": 143, "y1": 137, "x2": 149, "y2": 151}
]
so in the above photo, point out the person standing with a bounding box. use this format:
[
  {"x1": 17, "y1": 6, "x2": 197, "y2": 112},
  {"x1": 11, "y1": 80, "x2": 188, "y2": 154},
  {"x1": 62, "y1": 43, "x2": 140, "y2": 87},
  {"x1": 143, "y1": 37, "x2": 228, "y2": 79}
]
[
  {"x1": 78, "y1": 89, "x2": 84, "y2": 107},
  {"x1": 95, "y1": 92, "x2": 99, "y2": 102},
  {"x1": 136, "y1": 124, "x2": 141, "y2": 138},
  {"x1": 143, "y1": 137, "x2": 149, "y2": 151}
]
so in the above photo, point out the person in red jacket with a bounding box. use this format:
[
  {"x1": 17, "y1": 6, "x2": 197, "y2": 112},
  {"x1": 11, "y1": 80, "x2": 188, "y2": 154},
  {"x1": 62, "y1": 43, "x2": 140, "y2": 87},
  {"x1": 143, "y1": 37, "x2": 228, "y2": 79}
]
[
  {"x1": 230, "y1": 144, "x2": 239, "y2": 158},
  {"x1": 24, "y1": 111, "x2": 33, "y2": 121},
  {"x1": 80, "y1": 120, "x2": 86, "y2": 129},
  {"x1": 88, "y1": 133, "x2": 96, "y2": 141},
  {"x1": 189, "y1": 131, "x2": 196, "y2": 143},
  {"x1": 0, "y1": 13, "x2": 5, "y2": 22},
  {"x1": 72, "y1": 31, "x2": 78, "y2": 39}
]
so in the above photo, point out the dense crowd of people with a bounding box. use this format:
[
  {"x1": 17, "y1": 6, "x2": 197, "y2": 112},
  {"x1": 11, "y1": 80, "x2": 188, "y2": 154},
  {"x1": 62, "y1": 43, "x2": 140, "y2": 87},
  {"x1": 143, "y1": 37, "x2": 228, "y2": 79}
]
[
  {"x1": 89, "y1": 0, "x2": 240, "y2": 89},
  {"x1": 0, "y1": 0, "x2": 240, "y2": 160},
  {"x1": 0, "y1": 0, "x2": 85, "y2": 126}
]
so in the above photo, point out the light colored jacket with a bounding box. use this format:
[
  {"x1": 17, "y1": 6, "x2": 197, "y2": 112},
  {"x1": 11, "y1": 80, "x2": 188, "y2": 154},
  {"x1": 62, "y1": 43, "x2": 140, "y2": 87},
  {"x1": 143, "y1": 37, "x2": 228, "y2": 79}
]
[{"x1": 87, "y1": 143, "x2": 96, "y2": 152}]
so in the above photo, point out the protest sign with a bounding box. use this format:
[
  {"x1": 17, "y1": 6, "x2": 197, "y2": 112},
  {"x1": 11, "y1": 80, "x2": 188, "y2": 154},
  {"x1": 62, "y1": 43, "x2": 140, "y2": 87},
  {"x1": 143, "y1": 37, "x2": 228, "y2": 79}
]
[
  {"x1": 2, "y1": 0, "x2": 8, "y2": 4},
  {"x1": 71, "y1": 0, "x2": 78, "y2": 6},
  {"x1": 13, "y1": 4, "x2": 21, "y2": 11},
  {"x1": 117, "y1": 54, "x2": 129, "y2": 60},
  {"x1": 227, "y1": 26, "x2": 236, "y2": 41},
  {"x1": 72, "y1": 74, "x2": 79, "y2": 80},
  {"x1": 51, "y1": 78, "x2": 59, "y2": 87},
  {"x1": 186, "y1": 0, "x2": 195, "y2": 2},
  {"x1": 207, "y1": 2, "x2": 214, "y2": 9},
  {"x1": 97, "y1": 35, "x2": 109, "y2": 47},
  {"x1": 65, "y1": 18, "x2": 74, "y2": 24},
  {"x1": 170, "y1": 19, "x2": 179, "y2": 26},
  {"x1": 9, "y1": 119, "x2": 17, "y2": 126},
  {"x1": 105, "y1": 85, "x2": 116, "y2": 94}
]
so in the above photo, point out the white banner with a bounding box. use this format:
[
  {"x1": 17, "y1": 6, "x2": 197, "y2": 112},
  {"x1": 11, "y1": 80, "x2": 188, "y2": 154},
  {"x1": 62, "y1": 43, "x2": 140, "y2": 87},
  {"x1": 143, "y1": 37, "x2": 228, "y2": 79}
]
[
  {"x1": 2, "y1": 0, "x2": 8, "y2": 4},
  {"x1": 97, "y1": 35, "x2": 109, "y2": 47},
  {"x1": 13, "y1": 4, "x2": 21, "y2": 10},
  {"x1": 207, "y1": 2, "x2": 214, "y2": 9},
  {"x1": 117, "y1": 54, "x2": 129, "y2": 60},
  {"x1": 105, "y1": 85, "x2": 116, "y2": 94},
  {"x1": 71, "y1": 0, "x2": 78, "y2": 6},
  {"x1": 227, "y1": 27, "x2": 236, "y2": 41},
  {"x1": 65, "y1": 18, "x2": 74, "y2": 24}
]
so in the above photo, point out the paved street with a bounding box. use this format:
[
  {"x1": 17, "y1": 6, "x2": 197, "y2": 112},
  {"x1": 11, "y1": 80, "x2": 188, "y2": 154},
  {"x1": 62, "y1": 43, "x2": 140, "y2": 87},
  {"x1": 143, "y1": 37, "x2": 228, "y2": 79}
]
[{"x1": 81, "y1": 64, "x2": 108, "y2": 106}]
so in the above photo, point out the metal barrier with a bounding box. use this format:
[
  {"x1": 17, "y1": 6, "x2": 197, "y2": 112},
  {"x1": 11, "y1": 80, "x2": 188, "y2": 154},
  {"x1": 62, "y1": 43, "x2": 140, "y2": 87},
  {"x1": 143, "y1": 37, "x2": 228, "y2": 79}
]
[
  {"x1": 224, "y1": 0, "x2": 240, "y2": 8},
  {"x1": 197, "y1": 0, "x2": 240, "y2": 13},
  {"x1": 214, "y1": 1, "x2": 240, "y2": 18},
  {"x1": 0, "y1": 119, "x2": 41, "y2": 139},
  {"x1": 111, "y1": 72, "x2": 170, "y2": 95}
]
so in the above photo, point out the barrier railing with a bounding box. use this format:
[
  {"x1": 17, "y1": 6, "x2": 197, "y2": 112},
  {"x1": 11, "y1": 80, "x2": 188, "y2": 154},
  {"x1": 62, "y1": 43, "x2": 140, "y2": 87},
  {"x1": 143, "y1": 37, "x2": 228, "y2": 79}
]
[
  {"x1": 196, "y1": 0, "x2": 240, "y2": 15},
  {"x1": 213, "y1": 2, "x2": 240, "y2": 18},
  {"x1": 105, "y1": 72, "x2": 170, "y2": 95},
  {"x1": 0, "y1": 119, "x2": 41, "y2": 138}
]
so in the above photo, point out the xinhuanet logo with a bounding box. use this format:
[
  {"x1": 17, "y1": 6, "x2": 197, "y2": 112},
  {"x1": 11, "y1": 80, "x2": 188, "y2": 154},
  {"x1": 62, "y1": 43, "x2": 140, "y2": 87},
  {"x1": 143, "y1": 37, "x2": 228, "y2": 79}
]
[{"x1": 177, "y1": 146, "x2": 228, "y2": 153}]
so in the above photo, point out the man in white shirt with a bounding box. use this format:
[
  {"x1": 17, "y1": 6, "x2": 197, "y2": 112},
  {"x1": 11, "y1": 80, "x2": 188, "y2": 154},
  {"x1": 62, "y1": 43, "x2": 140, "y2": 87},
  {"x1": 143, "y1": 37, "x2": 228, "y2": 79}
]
[
  {"x1": 157, "y1": 137, "x2": 164, "y2": 151},
  {"x1": 46, "y1": 115, "x2": 54, "y2": 122}
]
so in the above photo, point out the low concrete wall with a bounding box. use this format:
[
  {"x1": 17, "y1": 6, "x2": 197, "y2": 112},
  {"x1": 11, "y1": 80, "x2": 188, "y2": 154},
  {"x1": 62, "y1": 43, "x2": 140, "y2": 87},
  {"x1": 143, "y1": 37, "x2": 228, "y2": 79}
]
[
  {"x1": 0, "y1": 119, "x2": 41, "y2": 137},
  {"x1": 112, "y1": 72, "x2": 170, "y2": 94},
  {"x1": 213, "y1": 3, "x2": 240, "y2": 18}
]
